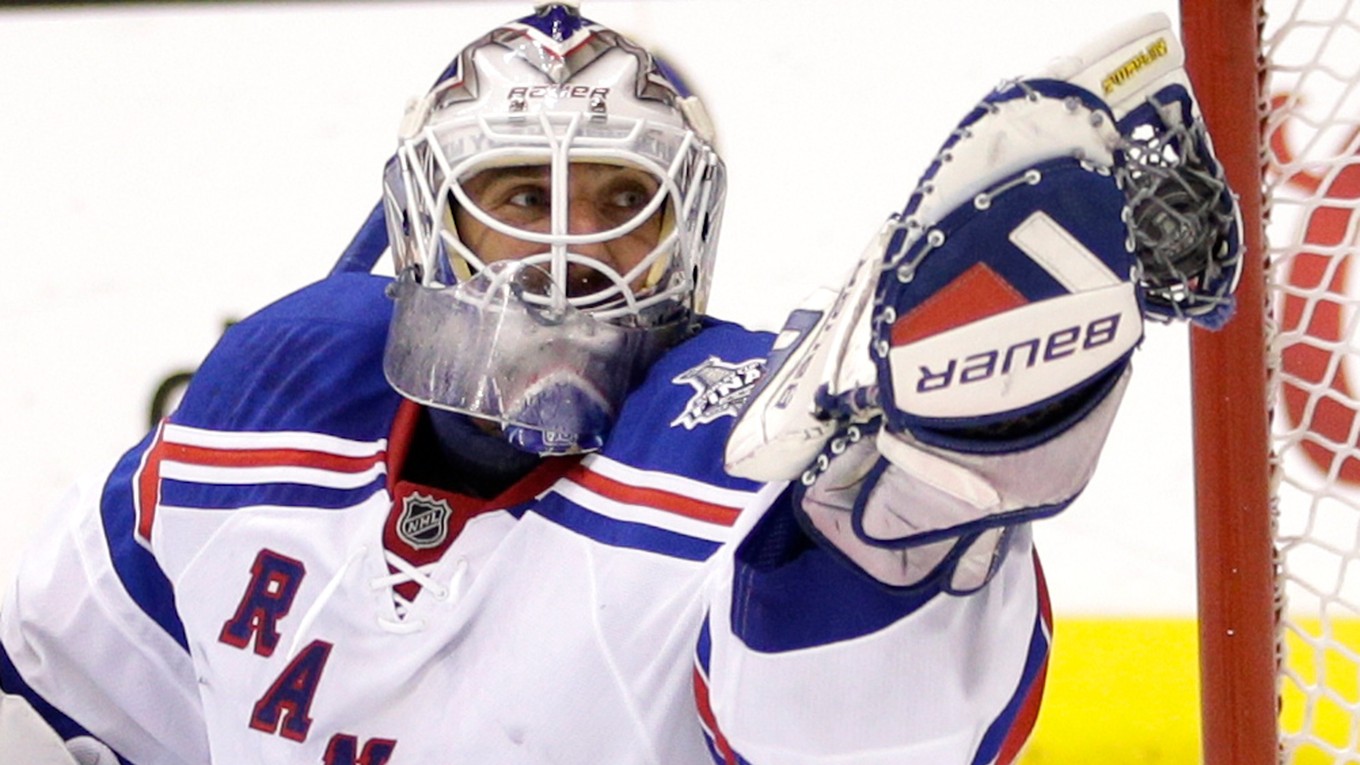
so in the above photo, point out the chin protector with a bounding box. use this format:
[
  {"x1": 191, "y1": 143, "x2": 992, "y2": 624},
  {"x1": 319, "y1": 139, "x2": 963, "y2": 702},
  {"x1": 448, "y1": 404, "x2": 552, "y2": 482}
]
[{"x1": 384, "y1": 262, "x2": 681, "y2": 455}]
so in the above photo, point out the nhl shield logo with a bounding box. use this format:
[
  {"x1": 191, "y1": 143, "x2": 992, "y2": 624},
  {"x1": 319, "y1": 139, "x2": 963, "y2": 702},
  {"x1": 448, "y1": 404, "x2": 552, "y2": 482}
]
[
  {"x1": 397, "y1": 493, "x2": 453, "y2": 550},
  {"x1": 671, "y1": 356, "x2": 765, "y2": 429}
]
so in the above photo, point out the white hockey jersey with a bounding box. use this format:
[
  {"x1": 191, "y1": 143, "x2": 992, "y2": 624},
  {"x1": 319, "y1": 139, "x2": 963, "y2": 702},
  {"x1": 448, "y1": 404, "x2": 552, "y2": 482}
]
[{"x1": 1, "y1": 273, "x2": 1050, "y2": 764}]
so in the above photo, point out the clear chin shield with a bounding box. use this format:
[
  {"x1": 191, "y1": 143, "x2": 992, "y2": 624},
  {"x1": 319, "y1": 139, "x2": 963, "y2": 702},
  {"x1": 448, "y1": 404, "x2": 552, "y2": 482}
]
[{"x1": 384, "y1": 261, "x2": 684, "y2": 455}]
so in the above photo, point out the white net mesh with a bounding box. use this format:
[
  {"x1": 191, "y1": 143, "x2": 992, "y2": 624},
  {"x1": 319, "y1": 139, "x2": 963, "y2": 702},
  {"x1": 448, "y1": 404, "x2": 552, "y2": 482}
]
[{"x1": 1263, "y1": 0, "x2": 1360, "y2": 760}]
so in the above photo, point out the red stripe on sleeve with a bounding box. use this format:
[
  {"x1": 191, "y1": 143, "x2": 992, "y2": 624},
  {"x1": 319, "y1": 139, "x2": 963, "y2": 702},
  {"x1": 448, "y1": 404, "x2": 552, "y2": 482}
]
[
  {"x1": 692, "y1": 666, "x2": 739, "y2": 765},
  {"x1": 995, "y1": 654, "x2": 1048, "y2": 765},
  {"x1": 996, "y1": 550, "x2": 1054, "y2": 764},
  {"x1": 568, "y1": 467, "x2": 741, "y2": 527},
  {"x1": 133, "y1": 426, "x2": 387, "y2": 542},
  {"x1": 159, "y1": 442, "x2": 382, "y2": 474},
  {"x1": 134, "y1": 422, "x2": 168, "y2": 542}
]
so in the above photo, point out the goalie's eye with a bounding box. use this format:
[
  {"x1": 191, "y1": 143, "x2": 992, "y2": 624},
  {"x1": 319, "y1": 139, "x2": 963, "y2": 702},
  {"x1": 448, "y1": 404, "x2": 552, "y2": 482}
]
[
  {"x1": 593, "y1": 171, "x2": 661, "y2": 230},
  {"x1": 457, "y1": 164, "x2": 662, "y2": 234},
  {"x1": 451, "y1": 163, "x2": 667, "y2": 279},
  {"x1": 465, "y1": 169, "x2": 554, "y2": 228},
  {"x1": 506, "y1": 187, "x2": 550, "y2": 211}
]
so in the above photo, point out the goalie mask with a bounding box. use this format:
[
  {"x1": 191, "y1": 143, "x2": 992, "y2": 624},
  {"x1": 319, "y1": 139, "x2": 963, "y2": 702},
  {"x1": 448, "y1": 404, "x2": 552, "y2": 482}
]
[{"x1": 381, "y1": 3, "x2": 726, "y2": 454}]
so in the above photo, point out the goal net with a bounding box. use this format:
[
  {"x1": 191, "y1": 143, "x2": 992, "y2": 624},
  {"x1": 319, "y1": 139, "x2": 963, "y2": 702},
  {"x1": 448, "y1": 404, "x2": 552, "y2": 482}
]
[{"x1": 1186, "y1": 0, "x2": 1360, "y2": 762}]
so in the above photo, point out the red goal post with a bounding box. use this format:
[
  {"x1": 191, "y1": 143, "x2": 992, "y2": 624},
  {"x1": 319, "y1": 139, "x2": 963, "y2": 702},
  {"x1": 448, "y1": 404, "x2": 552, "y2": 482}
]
[
  {"x1": 1184, "y1": 0, "x2": 1360, "y2": 762},
  {"x1": 1182, "y1": 1, "x2": 1276, "y2": 764}
]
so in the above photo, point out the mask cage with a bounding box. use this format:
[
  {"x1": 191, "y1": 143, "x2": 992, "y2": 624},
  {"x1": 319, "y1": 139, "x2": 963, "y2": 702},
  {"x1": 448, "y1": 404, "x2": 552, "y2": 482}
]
[{"x1": 385, "y1": 108, "x2": 720, "y2": 328}]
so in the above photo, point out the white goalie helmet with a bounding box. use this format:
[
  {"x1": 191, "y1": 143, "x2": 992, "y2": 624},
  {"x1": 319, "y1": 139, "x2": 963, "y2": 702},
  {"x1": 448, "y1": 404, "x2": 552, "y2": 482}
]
[{"x1": 381, "y1": 3, "x2": 726, "y2": 455}]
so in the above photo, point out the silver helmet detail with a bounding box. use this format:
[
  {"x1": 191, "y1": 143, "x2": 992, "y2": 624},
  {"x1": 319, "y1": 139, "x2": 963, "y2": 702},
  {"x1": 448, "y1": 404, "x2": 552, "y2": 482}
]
[{"x1": 381, "y1": 4, "x2": 726, "y2": 454}]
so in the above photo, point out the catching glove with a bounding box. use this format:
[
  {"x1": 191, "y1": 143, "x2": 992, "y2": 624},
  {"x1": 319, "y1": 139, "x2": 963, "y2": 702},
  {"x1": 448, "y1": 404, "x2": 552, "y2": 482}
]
[{"x1": 726, "y1": 13, "x2": 1239, "y2": 591}]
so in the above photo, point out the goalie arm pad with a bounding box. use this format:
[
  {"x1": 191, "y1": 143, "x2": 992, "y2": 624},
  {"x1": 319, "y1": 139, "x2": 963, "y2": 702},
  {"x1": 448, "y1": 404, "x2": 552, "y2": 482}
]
[{"x1": 797, "y1": 365, "x2": 1131, "y2": 592}]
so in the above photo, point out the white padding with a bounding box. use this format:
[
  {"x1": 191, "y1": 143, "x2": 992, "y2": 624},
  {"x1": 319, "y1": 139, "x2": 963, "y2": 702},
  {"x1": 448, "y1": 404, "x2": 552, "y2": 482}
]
[
  {"x1": 0, "y1": 694, "x2": 78, "y2": 765},
  {"x1": 1008, "y1": 211, "x2": 1123, "y2": 291},
  {"x1": 1037, "y1": 12, "x2": 1188, "y2": 119},
  {"x1": 906, "y1": 90, "x2": 1119, "y2": 231},
  {"x1": 875, "y1": 432, "x2": 999, "y2": 512},
  {"x1": 706, "y1": 532, "x2": 1043, "y2": 763}
]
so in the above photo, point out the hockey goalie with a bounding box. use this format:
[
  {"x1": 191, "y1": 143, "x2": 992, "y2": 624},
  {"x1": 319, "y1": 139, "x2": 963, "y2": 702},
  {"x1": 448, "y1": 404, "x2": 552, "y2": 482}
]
[{"x1": 0, "y1": 5, "x2": 1239, "y2": 765}]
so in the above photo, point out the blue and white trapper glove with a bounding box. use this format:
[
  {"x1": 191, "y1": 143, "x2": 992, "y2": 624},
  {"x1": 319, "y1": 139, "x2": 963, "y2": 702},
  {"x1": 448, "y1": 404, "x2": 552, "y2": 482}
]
[
  {"x1": 725, "y1": 12, "x2": 1239, "y2": 593},
  {"x1": 1041, "y1": 12, "x2": 1243, "y2": 328}
]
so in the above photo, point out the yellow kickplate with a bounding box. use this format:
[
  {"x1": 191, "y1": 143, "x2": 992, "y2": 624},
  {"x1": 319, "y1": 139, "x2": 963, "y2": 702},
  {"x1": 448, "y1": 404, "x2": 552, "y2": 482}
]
[
  {"x1": 1019, "y1": 617, "x2": 1360, "y2": 764},
  {"x1": 1019, "y1": 618, "x2": 1201, "y2": 764}
]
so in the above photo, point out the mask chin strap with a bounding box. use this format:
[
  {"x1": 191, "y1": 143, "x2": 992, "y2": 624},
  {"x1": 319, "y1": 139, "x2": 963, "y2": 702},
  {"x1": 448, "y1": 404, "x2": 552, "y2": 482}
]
[
  {"x1": 638, "y1": 180, "x2": 685, "y2": 298},
  {"x1": 639, "y1": 128, "x2": 697, "y2": 295},
  {"x1": 439, "y1": 203, "x2": 478, "y2": 285}
]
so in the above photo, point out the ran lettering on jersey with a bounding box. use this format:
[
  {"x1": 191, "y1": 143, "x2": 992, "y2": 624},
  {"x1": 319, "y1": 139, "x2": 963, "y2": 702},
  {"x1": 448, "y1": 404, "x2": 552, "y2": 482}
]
[{"x1": 219, "y1": 549, "x2": 307, "y2": 657}]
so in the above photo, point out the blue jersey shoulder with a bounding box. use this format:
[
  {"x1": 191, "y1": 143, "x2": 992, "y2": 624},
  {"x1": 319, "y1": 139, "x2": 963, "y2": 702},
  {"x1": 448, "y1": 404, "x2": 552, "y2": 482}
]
[
  {"x1": 171, "y1": 273, "x2": 404, "y2": 441},
  {"x1": 88, "y1": 276, "x2": 403, "y2": 658},
  {"x1": 602, "y1": 318, "x2": 773, "y2": 490}
]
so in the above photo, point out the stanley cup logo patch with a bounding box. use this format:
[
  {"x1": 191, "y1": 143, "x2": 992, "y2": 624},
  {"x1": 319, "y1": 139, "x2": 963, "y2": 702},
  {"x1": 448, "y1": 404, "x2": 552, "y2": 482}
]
[
  {"x1": 671, "y1": 356, "x2": 764, "y2": 430},
  {"x1": 398, "y1": 493, "x2": 453, "y2": 550}
]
